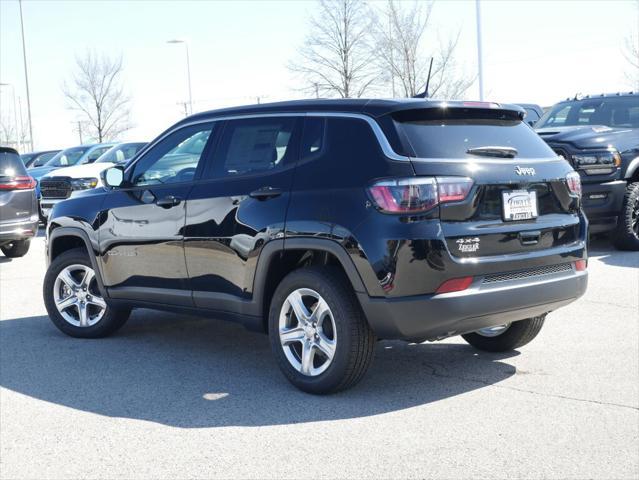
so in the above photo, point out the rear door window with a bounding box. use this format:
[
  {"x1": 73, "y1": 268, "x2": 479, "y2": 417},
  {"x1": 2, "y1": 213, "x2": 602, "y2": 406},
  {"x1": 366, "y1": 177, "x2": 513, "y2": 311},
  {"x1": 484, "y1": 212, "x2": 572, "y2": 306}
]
[
  {"x1": 393, "y1": 109, "x2": 555, "y2": 159},
  {"x1": 209, "y1": 117, "x2": 299, "y2": 178}
]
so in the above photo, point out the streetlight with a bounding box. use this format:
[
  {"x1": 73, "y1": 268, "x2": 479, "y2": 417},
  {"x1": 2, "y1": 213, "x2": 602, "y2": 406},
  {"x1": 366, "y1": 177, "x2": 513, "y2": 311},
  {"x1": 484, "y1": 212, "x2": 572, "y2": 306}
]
[
  {"x1": 475, "y1": 0, "x2": 484, "y2": 101},
  {"x1": 167, "y1": 39, "x2": 193, "y2": 115},
  {"x1": 0, "y1": 82, "x2": 21, "y2": 152},
  {"x1": 18, "y1": 0, "x2": 34, "y2": 150}
]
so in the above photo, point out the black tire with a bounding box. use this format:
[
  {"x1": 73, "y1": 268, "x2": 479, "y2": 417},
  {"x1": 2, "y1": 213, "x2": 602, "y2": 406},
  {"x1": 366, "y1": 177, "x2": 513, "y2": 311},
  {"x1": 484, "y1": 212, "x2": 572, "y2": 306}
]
[
  {"x1": 268, "y1": 266, "x2": 376, "y2": 394},
  {"x1": 1, "y1": 239, "x2": 30, "y2": 258},
  {"x1": 461, "y1": 315, "x2": 546, "y2": 352},
  {"x1": 43, "y1": 247, "x2": 131, "y2": 338},
  {"x1": 612, "y1": 181, "x2": 639, "y2": 251}
]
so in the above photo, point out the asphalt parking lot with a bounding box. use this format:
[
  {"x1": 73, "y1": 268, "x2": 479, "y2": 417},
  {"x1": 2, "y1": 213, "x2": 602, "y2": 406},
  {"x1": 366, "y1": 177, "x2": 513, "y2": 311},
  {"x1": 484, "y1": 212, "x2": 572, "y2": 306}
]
[{"x1": 0, "y1": 234, "x2": 637, "y2": 479}]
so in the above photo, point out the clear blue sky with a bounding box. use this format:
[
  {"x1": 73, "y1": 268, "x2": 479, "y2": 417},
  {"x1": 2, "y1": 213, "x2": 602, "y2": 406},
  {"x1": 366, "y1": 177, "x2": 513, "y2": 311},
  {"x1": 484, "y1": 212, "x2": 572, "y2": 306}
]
[{"x1": 1, "y1": 0, "x2": 637, "y2": 150}]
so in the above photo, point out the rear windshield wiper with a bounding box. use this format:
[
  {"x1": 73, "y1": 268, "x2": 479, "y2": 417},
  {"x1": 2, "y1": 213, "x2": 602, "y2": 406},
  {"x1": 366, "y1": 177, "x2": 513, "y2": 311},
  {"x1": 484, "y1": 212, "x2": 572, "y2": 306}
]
[{"x1": 466, "y1": 146, "x2": 518, "y2": 158}]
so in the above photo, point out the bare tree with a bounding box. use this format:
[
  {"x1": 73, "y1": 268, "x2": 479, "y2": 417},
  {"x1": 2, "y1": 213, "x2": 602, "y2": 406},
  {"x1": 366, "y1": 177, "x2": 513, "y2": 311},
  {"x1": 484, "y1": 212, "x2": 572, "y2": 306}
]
[
  {"x1": 289, "y1": 0, "x2": 379, "y2": 98},
  {"x1": 0, "y1": 119, "x2": 17, "y2": 148},
  {"x1": 63, "y1": 52, "x2": 131, "y2": 142},
  {"x1": 374, "y1": 0, "x2": 473, "y2": 99},
  {"x1": 623, "y1": 1, "x2": 639, "y2": 90}
]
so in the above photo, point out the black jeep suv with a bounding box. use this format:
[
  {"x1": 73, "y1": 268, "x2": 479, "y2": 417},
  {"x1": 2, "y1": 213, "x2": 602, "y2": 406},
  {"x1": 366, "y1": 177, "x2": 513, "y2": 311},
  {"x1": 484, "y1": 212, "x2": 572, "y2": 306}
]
[
  {"x1": 43, "y1": 99, "x2": 588, "y2": 394},
  {"x1": 536, "y1": 93, "x2": 639, "y2": 250}
]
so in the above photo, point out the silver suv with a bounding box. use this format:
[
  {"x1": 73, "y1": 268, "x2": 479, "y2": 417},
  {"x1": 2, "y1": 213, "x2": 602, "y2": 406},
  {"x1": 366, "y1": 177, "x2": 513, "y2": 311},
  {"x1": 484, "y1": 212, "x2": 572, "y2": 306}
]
[{"x1": 0, "y1": 147, "x2": 38, "y2": 257}]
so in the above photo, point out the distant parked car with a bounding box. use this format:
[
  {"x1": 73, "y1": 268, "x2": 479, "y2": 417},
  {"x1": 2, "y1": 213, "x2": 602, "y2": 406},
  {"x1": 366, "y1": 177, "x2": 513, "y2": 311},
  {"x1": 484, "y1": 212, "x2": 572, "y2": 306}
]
[
  {"x1": 0, "y1": 147, "x2": 38, "y2": 258},
  {"x1": 536, "y1": 92, "x2": 639, "y2": 250},
  {"x1": 21, "y1": 150, "x2": 61, "y2": 168},
  {"x1": 28, "y1": 143, "x2": 116, "y2": 198},
  {"x1": 39, "y1": 142, "x2": 146, "y2": 218},
  {"x1": 515, "y1": 103, "x2": 544, "y2": 127}
]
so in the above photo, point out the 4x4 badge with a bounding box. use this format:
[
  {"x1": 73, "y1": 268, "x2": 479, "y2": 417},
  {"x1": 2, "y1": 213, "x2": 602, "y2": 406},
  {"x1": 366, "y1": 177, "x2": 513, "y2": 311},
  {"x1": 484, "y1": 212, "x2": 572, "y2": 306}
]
[{"x1": 515, "y1": 166, "x2": 536, "y2": 176}]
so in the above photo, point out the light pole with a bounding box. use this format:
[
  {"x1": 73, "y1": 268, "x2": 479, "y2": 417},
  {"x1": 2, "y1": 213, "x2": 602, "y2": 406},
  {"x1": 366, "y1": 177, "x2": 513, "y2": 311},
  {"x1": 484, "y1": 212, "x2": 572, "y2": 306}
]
[
  {"x1": 167, "y1": 39, "x2": 193, "y2": 115},
  {"x1": 18, "y1": 0, "x2": 34, "y2": 150},
  {"x1": 0, "y1": 82, "x2": 21, "y2": 151},
  {"x1": 475, "y1": 0, "x2": 484, "y2": 101}
]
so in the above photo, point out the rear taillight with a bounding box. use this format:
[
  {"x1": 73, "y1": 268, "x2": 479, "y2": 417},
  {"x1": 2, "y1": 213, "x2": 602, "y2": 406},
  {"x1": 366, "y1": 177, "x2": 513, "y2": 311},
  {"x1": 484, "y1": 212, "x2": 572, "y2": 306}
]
[
  {"x1": 565, "y1": 172, "x2": 581, "y2": 198},
  {"x1": 367, "y1": 177, "x2": 473, "y2": 214},
  {"x1": 437, "y1": 177, "x2": 474, "y2": 202},
  {"x1": 0, "y1": 175, "x2": 36, "y2": 190}
]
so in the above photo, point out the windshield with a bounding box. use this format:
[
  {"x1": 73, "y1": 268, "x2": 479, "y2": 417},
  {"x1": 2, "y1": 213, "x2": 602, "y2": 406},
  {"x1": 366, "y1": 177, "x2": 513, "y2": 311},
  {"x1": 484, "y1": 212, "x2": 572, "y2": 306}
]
[
  {"x1": 44, "y1": 147, "x2": 90, "y2": 167},
  {"x1": 537, "y1": 96, "x2": 639, "y2": 129},
  {"x1": 20, "y1": 153, "x2": 37, "y2": 164},
  {"x1": 96, "y1": 143, "x2": 146, "y2": 164}
]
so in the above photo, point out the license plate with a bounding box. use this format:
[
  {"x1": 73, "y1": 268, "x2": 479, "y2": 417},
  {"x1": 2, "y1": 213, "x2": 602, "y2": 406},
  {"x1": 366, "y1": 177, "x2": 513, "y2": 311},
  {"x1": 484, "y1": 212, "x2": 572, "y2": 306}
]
[{"x1": 502, "y1": 190, "x2": 538, "y2": 221}]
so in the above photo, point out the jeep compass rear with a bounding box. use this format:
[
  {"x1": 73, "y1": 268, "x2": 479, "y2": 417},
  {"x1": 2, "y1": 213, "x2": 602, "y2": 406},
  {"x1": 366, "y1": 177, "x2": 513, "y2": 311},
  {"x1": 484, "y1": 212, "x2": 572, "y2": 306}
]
[{"x1": 42, "y1": 99, "x2": 588, "y2": 394}]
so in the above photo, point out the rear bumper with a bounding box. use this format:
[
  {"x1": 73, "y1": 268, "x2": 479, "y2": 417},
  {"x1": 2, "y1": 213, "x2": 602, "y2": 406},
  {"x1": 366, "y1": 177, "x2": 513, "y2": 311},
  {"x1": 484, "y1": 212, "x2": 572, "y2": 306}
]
[
  {"x1": 358, "y1": 267, "x2": 587, "y2": 341},
  {"x1": 0, "y1": 218, "x2": 38, "y2": 243},
  {"x1": 581, "y1": 180, "x2": 627, "y2": 233}
]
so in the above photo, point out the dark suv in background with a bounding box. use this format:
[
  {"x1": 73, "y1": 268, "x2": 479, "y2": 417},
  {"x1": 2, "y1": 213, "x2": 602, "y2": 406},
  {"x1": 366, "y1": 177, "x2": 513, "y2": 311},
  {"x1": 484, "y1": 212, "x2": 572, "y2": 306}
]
[
  {"x1": 43, "y1": 99, "x2": 588, "y2": 393},
  {"x1": 0, "y1": 147, "x2": 38, "y2": 257},
  {"x1": 536, "y1": 92, "x2": 639, "y2": 250}
]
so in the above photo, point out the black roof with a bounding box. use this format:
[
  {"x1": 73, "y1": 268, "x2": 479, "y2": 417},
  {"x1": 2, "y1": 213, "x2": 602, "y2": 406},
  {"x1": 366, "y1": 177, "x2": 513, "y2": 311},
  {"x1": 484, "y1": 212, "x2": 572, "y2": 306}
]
[
  {"x1": 562, "y1": 92, "x2": 637, "y2": 102},
  {"x1": 0, "y1": 147, "x2": 19, "y2": 155},
  {"x1": 183, "y1": 98, "x2": 525, "y2": 125}
]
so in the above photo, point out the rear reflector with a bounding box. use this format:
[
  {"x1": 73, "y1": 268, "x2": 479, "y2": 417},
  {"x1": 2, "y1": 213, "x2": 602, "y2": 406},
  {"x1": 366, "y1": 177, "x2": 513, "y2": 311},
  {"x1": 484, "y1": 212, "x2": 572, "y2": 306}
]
[
  {"x1": 0, "y1": 175, "x2": 37, "y2": 190},
  {"x1": 435, "y1": 276, "x2": 474, "y2": 294},
  {"x1": 574, "y1": 260, "x2": 587, "y2": 271}
]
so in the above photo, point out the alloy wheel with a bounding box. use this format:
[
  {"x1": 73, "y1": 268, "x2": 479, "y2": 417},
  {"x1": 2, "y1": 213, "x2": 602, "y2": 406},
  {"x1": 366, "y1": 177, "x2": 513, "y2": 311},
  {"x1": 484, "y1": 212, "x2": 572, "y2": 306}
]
[
  {"x1": 476, "y1": 323, "x2": 511, "y2": 337},
  {"x1": 53, "y1": 264, "x2": 106, "y2": 327},
  {"x1": 278, "y1": 288, "x2": 337, "y2": 376}
]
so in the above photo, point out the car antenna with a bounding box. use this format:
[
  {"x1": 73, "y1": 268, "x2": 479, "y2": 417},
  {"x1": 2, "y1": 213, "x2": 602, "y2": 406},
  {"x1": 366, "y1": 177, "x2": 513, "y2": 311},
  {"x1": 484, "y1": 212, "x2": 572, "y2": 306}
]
[{"x1": 413, "y1": 57, "x2": 434, "y2": 99}]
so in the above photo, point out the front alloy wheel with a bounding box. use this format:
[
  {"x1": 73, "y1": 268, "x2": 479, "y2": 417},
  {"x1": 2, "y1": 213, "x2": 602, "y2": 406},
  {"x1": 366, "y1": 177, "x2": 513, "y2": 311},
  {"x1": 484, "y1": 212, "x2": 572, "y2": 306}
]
[
  {"x1": 43, "y1": 247, "x2": 130, "y2": 338},
  {"x1": 53, "y1": 264, "x2": 106, "y2": 327},
  {"x1": 462, "y1": 316, "x2": 546, "y2": 352}
]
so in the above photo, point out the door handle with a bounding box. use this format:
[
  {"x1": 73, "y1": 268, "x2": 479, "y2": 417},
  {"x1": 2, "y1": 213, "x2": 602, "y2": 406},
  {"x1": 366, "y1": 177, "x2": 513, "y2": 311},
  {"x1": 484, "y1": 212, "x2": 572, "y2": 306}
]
[
  {"x1": 249, "y1": 186, "x2": 282, "y2": 200},
  {"x1": 156, "y1": 195, "x2": 182, "y2": 208}
]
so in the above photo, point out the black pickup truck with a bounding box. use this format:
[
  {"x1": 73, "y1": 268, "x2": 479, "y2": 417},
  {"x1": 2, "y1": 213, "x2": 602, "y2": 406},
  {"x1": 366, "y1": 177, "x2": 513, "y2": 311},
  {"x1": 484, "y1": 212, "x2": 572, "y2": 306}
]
[{"x1": 535, "y1": 92, "x2": 639, "y2": 250}]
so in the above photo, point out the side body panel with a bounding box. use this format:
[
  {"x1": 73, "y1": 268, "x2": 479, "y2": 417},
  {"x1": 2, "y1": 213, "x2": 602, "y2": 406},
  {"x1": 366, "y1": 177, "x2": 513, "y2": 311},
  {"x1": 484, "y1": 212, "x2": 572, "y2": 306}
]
[{"x1": 184, "y1": 117, "x2": 302, "y2": 309}]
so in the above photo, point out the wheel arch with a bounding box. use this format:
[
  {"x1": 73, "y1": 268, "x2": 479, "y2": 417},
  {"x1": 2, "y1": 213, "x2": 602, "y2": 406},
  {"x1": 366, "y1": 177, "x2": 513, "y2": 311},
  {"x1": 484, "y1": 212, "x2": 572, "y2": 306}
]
[
  {"x1": 48, "y1": 227, "x2": 108, "y2": 298},
  {"x1": 253, "y1": 238, "x2": 369, "y2": 333},
  {"x1": 625, "y1": 155, "x2": 639, "y2": 180}
]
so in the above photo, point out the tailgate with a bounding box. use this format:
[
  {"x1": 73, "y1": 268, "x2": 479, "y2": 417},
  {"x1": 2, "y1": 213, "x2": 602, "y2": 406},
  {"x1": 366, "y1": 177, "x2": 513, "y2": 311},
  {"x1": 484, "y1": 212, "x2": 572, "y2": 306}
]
[{"x1": 390, "y1": 106, "x2": 583, "y2": 257}]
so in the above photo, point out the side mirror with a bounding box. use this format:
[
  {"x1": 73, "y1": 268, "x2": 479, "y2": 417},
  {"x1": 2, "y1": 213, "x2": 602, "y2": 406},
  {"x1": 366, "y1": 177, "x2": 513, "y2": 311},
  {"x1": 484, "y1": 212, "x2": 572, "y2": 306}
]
[{"x1": 102, "y1": 166, "x2": 125, "y2": 188}]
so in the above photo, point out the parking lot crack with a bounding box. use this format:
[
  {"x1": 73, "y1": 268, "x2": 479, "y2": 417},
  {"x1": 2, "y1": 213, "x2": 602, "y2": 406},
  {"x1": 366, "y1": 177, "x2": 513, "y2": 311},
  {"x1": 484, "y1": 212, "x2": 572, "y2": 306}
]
[{"x1": 429, "y1": 370, "x2": 639, "y2": 412}]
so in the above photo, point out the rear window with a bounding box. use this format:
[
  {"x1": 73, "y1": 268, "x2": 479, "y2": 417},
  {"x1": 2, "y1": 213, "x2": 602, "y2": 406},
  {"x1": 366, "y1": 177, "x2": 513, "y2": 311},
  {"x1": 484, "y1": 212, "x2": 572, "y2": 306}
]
[
  {"x1": 0, "y1": 151, "x2": 28, "y2": 177},
  {"x1": 393, "y1": 108, "x2": 555, "y2": 159}
]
